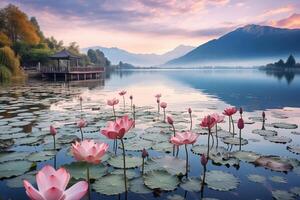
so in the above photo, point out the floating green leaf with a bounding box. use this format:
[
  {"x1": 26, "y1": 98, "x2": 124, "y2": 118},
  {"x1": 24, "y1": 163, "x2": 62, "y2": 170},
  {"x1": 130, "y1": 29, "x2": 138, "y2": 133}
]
[
  {"x1": 204, "y1": 170, "x2": 239, "y2": 191},
  {"x1": 108, "y1": 155, "x2": 143, "y2": 169},
  {"x1": 93, "y1": 174, "x2": 127, "y2": 195},
  {"x1": 144, "y1": 170, "x2": 179, "y2": 191}
]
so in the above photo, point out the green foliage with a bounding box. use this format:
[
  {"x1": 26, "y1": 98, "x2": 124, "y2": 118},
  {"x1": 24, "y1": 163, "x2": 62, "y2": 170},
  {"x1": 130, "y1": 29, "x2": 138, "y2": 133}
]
[
  {"x1": 0, "y1": 64, "x2": 12, "y2": 81},
  {"x1": 0, "y1": 46, "x2": 20, "y2": 75},
  {"x1": 67, "y1": 42, "x2": 80, "y2": 55},
  {"x1": 87, "y1": 49, "x2": 110, "y2": 67},
  {"x1": 44, "y1": 36, "x2": 64, "y2": 51},
  {"x1": 286, "y1": 54, "x2": 296, "y2": 67}
]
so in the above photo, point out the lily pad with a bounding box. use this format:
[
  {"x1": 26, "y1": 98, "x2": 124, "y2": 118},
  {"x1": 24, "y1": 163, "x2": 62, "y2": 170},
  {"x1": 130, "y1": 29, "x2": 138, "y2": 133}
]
[
  {"x1": 0, "y1": 151, "x2": 31, "y2": 163},
  {"x1": 287, "y1": 145, "x2": 300, "y2": 154},
  {"x1": 272, "y1": 190, "x2": 295, "y2": 200},
  {"x1": 265, "y1": 136, "x2": 292, "y2": 144},
  {"x1": 291, "y1": 131, "x2": 300, "y2": 135},
  {"x1": 152, "y1": 142, "x2": 173, "y2": 153},
  {"x1": 108, "y1": 155, "x2": 143, "y2": 169},
  {"x1": 180, "y1": 177, "x2": 201, "y2": 192},
  {"x1": 111, "y1": 169, "x2": 139, "y2": 180},
  {"x1": 140, "y1": 132, "x2": 169, "y2": 143},
  {"x1": 129, "y1": 177, "x2": 152, "y2": 194},
  {"x1": 64, "y1": 162, "x2": 108, "y2": 180},
  {"x1": 144, "y1": 156, "x2": 186, "y2": 175},
  {"x1": 252, "y1": 129, "x2": 277, "y2": 137},
  {"x1": 204, "y1": 170, "x2": 239, "y2": 191},
  {"x1": 254, "y1": 156, "x2": 293, "y2": 172},
  {"x1": 272, "y1": 123, "x2": 298, "y2": 129},
  {"x1": 6, "y1": 171, "x2": 36, "y2": 188},
  {"x1": 230, "y1": 151, "x2": 261, "y2": 163},
  {"x1": 120, "y1": 138, "x2": 153, "y2": 151},
  {"x1": 0, "y1": 160, "x2": 34, "y2": 178},
  {"x1": 167, "y1": 194, "x2": 184, "y2": 200},
  {"x1": 144, "y1": 170, "x2": 179, "y2": 191},
  {"x1": 290, "y1": 187, "x2": 300, "y2": 196},
  {"x1": 26, "y1": 150, "x2": 56, "y2": 162},
  {"x1": 93, "y1": 174, "x2": 127, "y2": 195},
  {"x1": 247, "y1": 174, "x2": 266, "y2": 183},
  {"x1": 269, "y1": 176, "x2": 287, "y2": 183},
  {"x1": 222, "y1": 137, "x2": 248, "y2": 146}
]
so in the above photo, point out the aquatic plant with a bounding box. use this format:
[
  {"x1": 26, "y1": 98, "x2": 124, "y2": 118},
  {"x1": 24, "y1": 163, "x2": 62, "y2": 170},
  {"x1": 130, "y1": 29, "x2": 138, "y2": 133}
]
[
  {"x1": 79, "y1": 96, "x2": 83, "y2": 112},
  {"x1": 71, "y1": 139, "x2": 108, "y2": 199},
  {"x1": 210, "y1": 113, "x2": 224, "y2": 147},
  {"x1": 155, "y1": 93, "x2": 161, "y2": 114},
  {"x1": 238, "y1": 118, "x2": 244, "y2": 150},
  {"x1": 223, "y1": 107, "x2": 237, "y2": 135},
  {"x1": 141, "y1": 148, "x2": 149, "y2": 175},
  {"x1": 107, "y1": 98, "x2": 119, "y2": 120},
  {"x1": 23, "y1": 165, "x2": 88, "y2": 200},
  {"x1": 167, "y1": 115, "x2": 177, "y2": 156},
  {"x1": 188, "y1": 108, "x2": 192, "y2": 130},
  {"x1": 170, "y1": 131, "x2": 198, "y2": 177},
  {"x1": 129, "y1": 95, "x2": 133, "y2": 110},
  {"x1": 119, "y1": 90, "x2": 127, "y2": 110},
  {"x1": 49, "y1": 125, "x2": 57, "y2": 151},
  {"x1": 200, "y1": 115, "x2": 217, "y2": 157},
  {"x1": 77, "y1": 118, "x2": 87, "y2": 140},
  {"x1": 101, "y1": 115, "x2": 134, "y2": 193},
  {"x1": 262, "y1": 111, "x2": 266, "y2": 130},
  {"x1": 160, "y1": 102, "x2": 167, "y2": 122}
]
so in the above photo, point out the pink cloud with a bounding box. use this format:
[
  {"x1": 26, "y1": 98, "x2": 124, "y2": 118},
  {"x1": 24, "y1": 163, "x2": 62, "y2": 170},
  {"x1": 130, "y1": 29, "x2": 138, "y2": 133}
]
[{"x1": 271, "y1": 13, "x2": 300, "y2": 28}]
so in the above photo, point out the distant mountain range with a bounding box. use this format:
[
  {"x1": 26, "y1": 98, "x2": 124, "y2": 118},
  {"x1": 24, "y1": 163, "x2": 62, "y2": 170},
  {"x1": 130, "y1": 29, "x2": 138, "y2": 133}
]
[
  {"x1": 81, "y1": 45, "x2": 195, "y2": 67},
  {"x1": 166, "y1": 24, "x2": 300, "y2": 67}
]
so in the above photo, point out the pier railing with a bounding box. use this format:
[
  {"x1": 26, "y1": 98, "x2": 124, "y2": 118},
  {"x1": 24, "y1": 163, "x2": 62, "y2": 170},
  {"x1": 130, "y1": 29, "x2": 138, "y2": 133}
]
[{"x1": 40, "y1": 66, "x2": 105, "y2": 73}]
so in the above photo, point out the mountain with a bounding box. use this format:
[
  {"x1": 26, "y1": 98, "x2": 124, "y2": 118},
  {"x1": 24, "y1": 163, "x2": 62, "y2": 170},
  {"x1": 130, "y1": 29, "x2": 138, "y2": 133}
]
[
  {"x1": 166, "y1": 25, "x2": 300, "y2": 67},
  {"x1": 81, "y1": 45, "x2": 194, "y2": 67}
]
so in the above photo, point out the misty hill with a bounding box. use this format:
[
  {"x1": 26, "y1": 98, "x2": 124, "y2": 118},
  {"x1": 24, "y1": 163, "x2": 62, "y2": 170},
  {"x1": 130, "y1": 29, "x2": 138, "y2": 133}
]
[
  {"x1": 166, "y1": 25, "x2": 300, "y2": 67},
  {"x1": 81, "y1": 45, "x2": 194, "y2": 67}
]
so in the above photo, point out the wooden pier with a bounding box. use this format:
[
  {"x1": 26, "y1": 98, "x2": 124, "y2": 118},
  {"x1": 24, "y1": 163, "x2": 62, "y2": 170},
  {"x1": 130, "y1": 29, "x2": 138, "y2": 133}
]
[{"x1": 39, "y1": 49, "x2": 105, "y2": 81}]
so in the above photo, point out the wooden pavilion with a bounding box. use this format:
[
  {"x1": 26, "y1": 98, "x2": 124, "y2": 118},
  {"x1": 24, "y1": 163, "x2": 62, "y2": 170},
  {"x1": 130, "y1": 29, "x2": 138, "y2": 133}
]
[{"x1": 39, "y1": 49, "x2": 105, "y2": 81}]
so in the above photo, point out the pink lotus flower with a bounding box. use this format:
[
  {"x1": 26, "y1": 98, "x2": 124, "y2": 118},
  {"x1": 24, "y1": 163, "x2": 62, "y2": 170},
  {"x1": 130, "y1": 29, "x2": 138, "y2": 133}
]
[
  {"x1": 238, "y1": 118, "x2": 244, "y2": 129},
  {"x1": 107, "y1": 98, "x2": 119, "y2": 106},
  {"x1": 167, "y1": 116, "x2": 174, "y2": 125},
  {"x1": 72, "y1": 140, "x2": 109, "y2": 164},
  {"x1": 170, "y1": 131, "x2": 198, "y2": 146},
  {"x1": 101, "y1": 115, "x2": 134, "y2": 139},
  {"x1": 223, "y1": 107, "x2": 237, "y2": 116},
  {"x1": 160, "y1": 102, "x2": 167, "y2": 109},
  {"x1": 119, "y1": 90, "x2": 127, "y2": 96},
  {"x1": 210, "y1": 113, "x2": 224, "y2": 123},
  {"x1": 200, "y1": 115, "x2": 217, "y2": 129},
  {"x1": 155, "y1": 94, "x2": 161, "y2": 99},
  {"x1": 50, "y1": 125, "x2": 57, "y2": 136},
  {"x1": 23, "y1": 165, "x2": 88, "y2": 200},
  {"x1": 201, "y1": 154, "x2": 208, "y2": 166},
  {"x1": 77, "y1": 119, "x2": 87, "y2": 129},
  {"x1": 188, "y1": 108, "x2": 192, "y2": 114}
]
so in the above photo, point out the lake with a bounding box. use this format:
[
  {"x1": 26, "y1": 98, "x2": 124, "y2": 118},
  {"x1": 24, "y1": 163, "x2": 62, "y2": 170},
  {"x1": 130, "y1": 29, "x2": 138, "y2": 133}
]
[{"x1": 0, "y1": 68, "x2": 300, "y2": 200}]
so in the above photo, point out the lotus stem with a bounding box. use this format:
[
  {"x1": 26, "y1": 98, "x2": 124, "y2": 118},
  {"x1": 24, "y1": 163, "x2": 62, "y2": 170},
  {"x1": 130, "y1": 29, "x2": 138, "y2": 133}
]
[
  {"x1": 185, "y1": 144, "x2": 189, "y2": 177},
  {"x1": 87, "y1": 166, "x2": 90, "y2": 200},
  {"x1": 123, "y1": 96, "x2": 125, "y2": 111},
  {"x1": 215, "y1": 123, "x2": 218, "y2": 148},
  {"x1": 210, "y1": 133, "x2": 214, "y2": 150},
  {"x1": 200, "y1": 165, "x2": 206, "y2": 198},
  {"x1": 189, "y1": 113, "x2": 192, "y2": 131},
  {"x1": 53, "y1": 154, "x2": 56, "y2": 169},
  {"x1": 163, "y1": 108, "x2": 166, "y2": 122},
  {"x1": 228, "y1": 116, "x2": 231, "y2": 133},
  {"x1": 114, "y1": 139, "x2": 118, "y2": 155},
  {"x1": 176, "y1": 146, "x2": 179, "y2": 157},
  {"x1": 262, "y1": 119, "x2": 265, "y2": 130},
  {"x1": 142, "y1": 157, "x2": 144, "y2": 175},
  {"x1": 171, "y1": 124, "x2": 176, "y2": 156},
  {"x1": 120, "y1": 139, "x2": 128, "y2": 192},
  {"x1": 157, "y1": 103, "x2": 160, "y2": 114},
  {"x1": 53, "y1": 135, "x2": 56, "y2": 151},
  {"x1": 206, "y1": 128, "x2": 211, "y2": 159},
  {"x1": 80, "y1": 128, "x2": 83, "y2": 141},
  {"x1": 130, "y1": 99, "x2": 133, "y2": 111},
  {"x1": 239, "y1": 129, "x2": 242, "y2": 151},
  {"x1": 133, "y1": 105, "x2": 136, "y2": 128},
  {"x1": 231, "y1": 116, "x2": 235, "y2": 136},
  {"x1": 113, "y1": 106, "x2": 116, "y2": 121}
]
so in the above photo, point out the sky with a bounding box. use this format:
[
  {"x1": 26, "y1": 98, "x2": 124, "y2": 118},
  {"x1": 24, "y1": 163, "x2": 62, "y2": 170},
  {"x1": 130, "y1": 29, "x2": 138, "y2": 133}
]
[{"x1": 1, "y1": 0, "x2": 300, "y2": 54}]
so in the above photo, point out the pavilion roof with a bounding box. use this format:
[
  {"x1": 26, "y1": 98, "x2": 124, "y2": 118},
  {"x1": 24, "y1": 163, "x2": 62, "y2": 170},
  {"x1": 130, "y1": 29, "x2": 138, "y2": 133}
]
[{"x1": 49, "y1": 49, "x2": 81, "y2": 60}]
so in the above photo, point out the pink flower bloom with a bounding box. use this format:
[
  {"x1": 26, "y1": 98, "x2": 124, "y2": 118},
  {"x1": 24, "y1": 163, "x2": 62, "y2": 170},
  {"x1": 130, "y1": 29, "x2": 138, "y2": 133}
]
[
  {"x1": 201, "y1": 154, "x2": 208, "y2": 166},
  {"x1": 142, "y1": 148, "x2": 149, "y2": 158},
  {"x1": 119, "y1": 90, "x2": 127, "y2": 96},
  {"x1": 155, "y1": 94, "x2": 161, "y2": 99},
  {"x1": 170, "y1": 131, "x2": 198, "y2": 146},
  {"x1": 200, "y1": 115, "x2": 217, "y2": 129},
  {"x1": 77, "y1": 119, "x2": 87, "y2": 129},
  {"x1": 72, "y1": 140, "x2": 109, "y2": 164},
  {"x1": 50, "y1": 125, "x2": 57, "y2": 136},
  {"x1": 167, "y1": 116, "x2": 174, "y2": 125},
  {"x1": 238, "y1": 118, "x2": 244, "y2": 129},
  {"x1": 23, "y1": 165, "x2": 88, "y2": 200},
  {"x1": 160, "y1": 102, "x2": 167, "y2": 109},
  {"x1": 188, "y1": 108, "x2": 192, "y2": 114},
  {"x1": 101, "y1": 115, "x2": 134, "y2": 139},
  {"x1": 223, "y1": 107, "x2": 237, "y2": 116},
  {"x1": 107, "y1": 98, "x2": 119, "y2": 106},
  {"x1": 210, "y1": 113, "x2": 225, "y2": 123}
]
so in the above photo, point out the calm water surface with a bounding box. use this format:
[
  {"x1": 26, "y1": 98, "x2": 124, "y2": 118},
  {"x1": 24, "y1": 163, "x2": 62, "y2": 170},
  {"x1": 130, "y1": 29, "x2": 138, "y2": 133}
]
[{"x1": 0, "y1": 69, "x2": 300, "y2": 200}]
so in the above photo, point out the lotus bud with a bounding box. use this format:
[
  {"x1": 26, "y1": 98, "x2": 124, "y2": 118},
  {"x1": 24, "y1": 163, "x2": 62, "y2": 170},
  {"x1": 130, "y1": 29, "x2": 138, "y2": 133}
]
[
  {"x1": 201, "y1": 154, "x2": 208, "y2": 166},
  {"x1": 188, "y1": 108, "x2": 192, "y2": 114},
  {"x1": 50, "y1": 125, "x2": 57, "y2": 136},
  {"x1": 167, "y1": 116, "x2": 173, "y2": 125},
  {"x1": 129, "y1": 95, "x2": 133, "y2": 100},
  {"x1": 262, "y1": 111, "x2": 265, "y2": 119},
  {"x1": 238, "y1": 118, "x2": 244, "y2": 129},
  {"x1": 142, "y1": 148, "x2": 149, "y2": 158},
  {"x1": 239, "y1": 107, "x2": 243, "y2": 115}
]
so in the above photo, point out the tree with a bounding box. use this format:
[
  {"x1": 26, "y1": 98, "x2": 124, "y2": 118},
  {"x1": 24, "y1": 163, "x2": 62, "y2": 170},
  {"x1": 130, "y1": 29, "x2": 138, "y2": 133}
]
[
  {"x1": 68, "y1": 42, "x2": 80, "y2": 55},
  {"x1": 30, "y1": 17, "x2": 45, "y2": 41},
  {"x1": 45, "y1": 36, "x2": 64, "y2": 51},
  {"x1": 0, "y1": 46, "x2": 21, "y2": 76},
  {"x1": 87, "y1": 49, "x2": 97, "y2": 64},
  {"x1": 285, "y1": 54, "x2": 296, "y2": 67},
  {"x1": 0, "y1": 4, "x2": 40, "y2": 44},
  {"x1": 87, "y1": 49, "x2": 111, "y2": 67}
]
